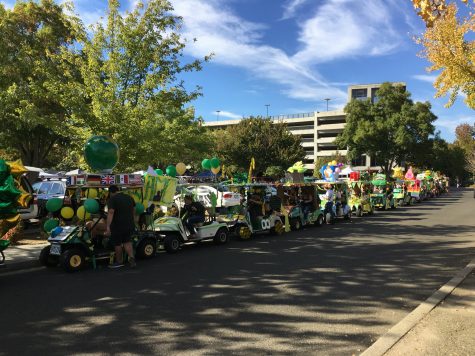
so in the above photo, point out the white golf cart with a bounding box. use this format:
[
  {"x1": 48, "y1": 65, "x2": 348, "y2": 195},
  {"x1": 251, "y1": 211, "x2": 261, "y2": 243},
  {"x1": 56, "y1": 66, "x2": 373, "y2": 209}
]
[
  {"x1": 154, "y1": 208, "x2": 229, "y2": 253},
  {"x1": 224, "y1": 184, "x2": 285, "y2": 239}
]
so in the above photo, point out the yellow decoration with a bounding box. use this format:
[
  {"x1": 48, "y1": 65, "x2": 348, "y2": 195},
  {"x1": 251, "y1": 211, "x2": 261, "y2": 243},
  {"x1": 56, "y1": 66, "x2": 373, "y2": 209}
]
[
  {"x1": 331, "y1": 160, "x2": 337, "y2": 166},
  {"x1": 211, "y1": 166, "x2": 220, "y2": 174},
  {"x1": 85, "y1": 188, "x2": 98, "y2": 199},
  {"x1": 5, "y1": 214, "x2": 20, "y2": 224},
  {"x1": 248, "y1": 157, "x2": 255, "y2": 183},
  {"x1": 176, "y1": 162, "x2": 187, "y2": 175},
  {"x1": 61, "y1": 206, "x2": 74, "y2": 220},
  {"x1": 76, "y1": 206, "x2": 91, "y2": 220},
  {"x1": 7, "y1": 160, "x2": 28, "y2": 175}
]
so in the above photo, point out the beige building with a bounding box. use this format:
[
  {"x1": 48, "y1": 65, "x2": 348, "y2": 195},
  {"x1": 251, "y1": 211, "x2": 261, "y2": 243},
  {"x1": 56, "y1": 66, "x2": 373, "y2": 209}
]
[{"x1": 204, "y1": 83, "x2": 406, "y2": 170}]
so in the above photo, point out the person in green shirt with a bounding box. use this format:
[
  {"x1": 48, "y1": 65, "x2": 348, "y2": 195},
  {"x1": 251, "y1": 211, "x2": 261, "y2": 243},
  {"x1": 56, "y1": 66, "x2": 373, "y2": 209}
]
[{"x1": 105, "y1": 185, "x2": 136, "y2": 268}]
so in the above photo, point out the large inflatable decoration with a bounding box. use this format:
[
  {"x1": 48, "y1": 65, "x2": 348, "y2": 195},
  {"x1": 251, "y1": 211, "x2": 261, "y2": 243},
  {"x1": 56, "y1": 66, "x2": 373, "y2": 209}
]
[
  {"x1": 287, "y1": 161, "x2": 307, "y2": 174},
  {"x1": 0, "y1": 160, "x2": 32, "y2": 263},
  {"x1": 84, "y1": 135, "x2": 119, "y2": 172},
  {"x1": 392, "y1": 167, "x2": 404, "y2": 179},
  {"x1": 319, "y1": 160, "x2": 343, "y2": 182},
  {"x1": 404, "y1": 166, "x2": 415, "y2": 180}
]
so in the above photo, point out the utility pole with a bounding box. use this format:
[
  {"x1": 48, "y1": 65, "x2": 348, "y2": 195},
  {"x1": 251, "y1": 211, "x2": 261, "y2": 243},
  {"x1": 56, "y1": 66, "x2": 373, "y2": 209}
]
[
  {"x1": 324, "y1": 98, "x2": 331, "y2": 111},
  {"x1": 216, "y1": 110, "x2": 221, "y2": 121},
  {"x1": 265, "y1": 104, "x2": 270, "y2": 118}
]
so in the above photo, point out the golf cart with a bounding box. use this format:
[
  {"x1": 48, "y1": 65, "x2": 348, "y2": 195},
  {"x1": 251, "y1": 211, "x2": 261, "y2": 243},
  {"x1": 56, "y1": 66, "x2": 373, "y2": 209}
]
[
  {"x1": 393, "y1": 179, "x2": 411, "y2": 206},
  {"x1": 314, "y1": 180, "x2": 351, "y2": 224},
  {"x1": 276, "y1": 184, "x2": 324, "y2": 230},
  {"x1": 370, "y1": 174, "x2": 396, "y2": 210},
  {"x1": 406, "y1": 179, "x2": 421, "y2": 204},
  {"x1": 348, "y1": 180, "x2": 374, "y2": 217},
  {"x1": 39, "y1": 173, "x2": 164, "y2": 272},
  {"x1": 153, "y1": 192, "x2": 229, "y2": 253},
  {"x1": 223, "y1": 184, "x2": 285, "y2": 239}
]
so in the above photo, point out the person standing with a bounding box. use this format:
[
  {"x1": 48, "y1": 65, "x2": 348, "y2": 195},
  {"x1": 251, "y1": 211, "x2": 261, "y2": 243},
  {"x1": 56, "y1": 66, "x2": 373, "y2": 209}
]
[{"x1": 105, "y1": 185, "x2": 136, "y2": 268}]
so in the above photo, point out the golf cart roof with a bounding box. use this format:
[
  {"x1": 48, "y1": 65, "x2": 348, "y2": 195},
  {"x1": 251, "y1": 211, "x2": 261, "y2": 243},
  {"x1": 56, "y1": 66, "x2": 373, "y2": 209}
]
[
  {"x1": 66, "y1": 173, "x2": 143, "y2": 188},
  {"x1": 313, "y1": 180, "x2": 347, "y2": 185}
]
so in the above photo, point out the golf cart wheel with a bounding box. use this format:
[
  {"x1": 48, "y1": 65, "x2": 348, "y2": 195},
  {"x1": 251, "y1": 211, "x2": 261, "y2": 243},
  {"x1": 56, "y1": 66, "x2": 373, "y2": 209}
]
[
  {"x1": 164, "y1": 235, "x2": 180, "y2": 253},
  {"x1": 60, "y1": 248, "x2": 85, "y2": 273},
  {"x1": 136, "y1": 238, "x2": 157, "y2": 259},
  {"x1": 357, "y1": 207, "x2": 363, "y2": 217},
  {"x1": 391, "y1": 201, "x2": 396, "y2": 209},
  {"x1": 238, "y1": 226, "x2": 252, "y2": 240},
  {"x1": 290, "y1": 218, "x2": 301, "y2": 231},
  {"x1": 271, "y1": 220, "x2": 285, "y2": 235},
  {"x1": 325, "y1": 213, "x2": 332, "y2": 224},
  {"x1": 315, "y1": 214, "x2": 324, "y2": 227},
  {"x1": 39, "y1": 246, "x2": 59, "y2": 268},
  {"x1": 0, "y1": 251, "x2": 4, "y2": 265},
  {"x1": 213, "y1": 228, "x2": 228, "y2": 245}
]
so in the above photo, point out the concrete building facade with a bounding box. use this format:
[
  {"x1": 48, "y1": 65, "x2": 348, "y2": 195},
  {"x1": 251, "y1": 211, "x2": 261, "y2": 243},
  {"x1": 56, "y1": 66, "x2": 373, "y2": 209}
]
[{"x1": 203, "y1": 83, "x2": 406, "y2": 170}]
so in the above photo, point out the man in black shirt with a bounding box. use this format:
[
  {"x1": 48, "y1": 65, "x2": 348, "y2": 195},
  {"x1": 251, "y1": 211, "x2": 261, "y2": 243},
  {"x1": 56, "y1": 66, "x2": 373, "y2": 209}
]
[
  {"x1": 182, "y1": 195, "x2": 205, "y2": 235},
  {"x1": 105, "y1": 185, "x2": 136, "y2": 268}
]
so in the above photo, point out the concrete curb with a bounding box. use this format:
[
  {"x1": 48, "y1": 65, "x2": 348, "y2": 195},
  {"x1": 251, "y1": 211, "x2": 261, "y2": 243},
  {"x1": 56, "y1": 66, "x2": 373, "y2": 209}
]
[{"x1": 361, "y1": 257, "x2": 475, "y2": 356}]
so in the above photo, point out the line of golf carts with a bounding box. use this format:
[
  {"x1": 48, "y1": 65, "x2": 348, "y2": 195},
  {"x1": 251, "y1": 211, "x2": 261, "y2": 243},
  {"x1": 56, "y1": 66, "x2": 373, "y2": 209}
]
[{"x1": 38, "y1": 165, "x2": 449, "y2": 272}]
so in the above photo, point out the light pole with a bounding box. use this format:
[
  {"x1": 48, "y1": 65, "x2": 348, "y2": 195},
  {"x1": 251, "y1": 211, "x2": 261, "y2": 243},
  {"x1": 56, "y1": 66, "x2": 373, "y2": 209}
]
[
  {"x1": 265, "y1": 104, "x2": 270, "y2": 118},
  {"x1": 216, "y1": 110, "x2": 221, "y2": 121},
  {"x1": 324, "y1": 98, "x2": 331, "y2": 111}
]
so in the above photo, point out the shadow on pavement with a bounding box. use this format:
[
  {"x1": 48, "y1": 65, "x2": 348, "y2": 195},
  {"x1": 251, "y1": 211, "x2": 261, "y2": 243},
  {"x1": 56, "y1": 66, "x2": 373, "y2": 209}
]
[{"x1": 1, "y1": 191, "x2": 474, "y2": 355}]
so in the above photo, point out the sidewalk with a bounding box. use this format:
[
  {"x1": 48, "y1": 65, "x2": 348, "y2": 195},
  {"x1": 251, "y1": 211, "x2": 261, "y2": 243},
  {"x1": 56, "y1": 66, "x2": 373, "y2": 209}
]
[
  {"x1": 384, "y1": 270, "x2": 475, "y2": 355},
  {"x1": 361, "y1": 255, "x2": 475, "y2": 356},
  {"x1": 0, "y1": 242, "x2": 47, "y2": 271}
]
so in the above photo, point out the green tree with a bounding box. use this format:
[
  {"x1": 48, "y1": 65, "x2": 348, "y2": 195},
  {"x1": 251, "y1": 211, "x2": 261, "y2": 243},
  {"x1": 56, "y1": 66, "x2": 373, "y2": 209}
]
[
  {"x1": 0, "y1": 0, "x2": 87, "y2": 167},
  {"x1": 335, "y1": 83, "x2": 437, "y2": 178},
  {"x1": 78, "y1": 0, "x2": 211, "y2": 171},
  {"x1": 454, "y1": 122, "x2": 475, "y2": 175},
  {"x1": 213, "y1": 117, "x2": 306, "y2": 173}
]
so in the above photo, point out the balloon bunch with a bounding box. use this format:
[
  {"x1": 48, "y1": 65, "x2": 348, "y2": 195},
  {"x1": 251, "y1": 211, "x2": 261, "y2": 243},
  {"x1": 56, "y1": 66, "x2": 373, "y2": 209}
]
[
  {"x1": 152, "y1": 162, "x2": 187, "y2": 178},
  {"x1": 42, "y1": 188, "x2": 101, "y2": 233},
  {"x1": 202, "y1": 157, "x2": 221, "y2": 175}
]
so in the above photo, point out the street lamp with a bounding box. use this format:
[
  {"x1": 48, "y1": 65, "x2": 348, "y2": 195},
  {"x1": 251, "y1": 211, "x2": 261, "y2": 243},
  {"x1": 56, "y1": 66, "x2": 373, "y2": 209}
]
[
  {"x1": 265, "y1": 104, "x2": 270, "y2": 118},
  {"x1": 324, "y1": 98, "x2": 331, "y2": 111},
  {"x1": 216, "y1": 110, "x2": 221, "y2": 121}
]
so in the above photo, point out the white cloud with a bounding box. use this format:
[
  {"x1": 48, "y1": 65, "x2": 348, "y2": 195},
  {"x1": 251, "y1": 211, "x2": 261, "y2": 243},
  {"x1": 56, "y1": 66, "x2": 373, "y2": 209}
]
[
  {"x1": 413, "y1": 74, "x2": 438, "y2": 83},
  {"x1": 436, "y1": 116, "x2": 475, "y2": 132},
  {"x1": 294, "y1": 0, "x2": 401, "y2": 64},
  {"x1": 171, "y1": 0, "x2": 348, "y2": 104},
  {"x1": 215, "y1": 110, "x2": 242, "y2": 120},
  {"x1": 281, "y1": 0, "x2": 308, "y2": 20}
]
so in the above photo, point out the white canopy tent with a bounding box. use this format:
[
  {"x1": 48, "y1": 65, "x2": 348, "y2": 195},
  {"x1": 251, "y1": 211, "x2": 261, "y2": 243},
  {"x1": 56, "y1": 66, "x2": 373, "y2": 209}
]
[{"x1": 341, "y1": 166, "x2": 354, "y2": 176}]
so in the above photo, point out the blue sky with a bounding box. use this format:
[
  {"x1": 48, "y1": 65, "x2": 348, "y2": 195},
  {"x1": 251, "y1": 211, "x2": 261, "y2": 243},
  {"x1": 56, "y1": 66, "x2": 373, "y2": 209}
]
[{"x1": 2, "y1": 0, "x2": 474, "y2": 141}]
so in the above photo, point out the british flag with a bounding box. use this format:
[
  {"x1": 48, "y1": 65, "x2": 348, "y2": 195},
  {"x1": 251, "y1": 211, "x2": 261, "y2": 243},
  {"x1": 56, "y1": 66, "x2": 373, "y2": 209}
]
[{"x1": 101, "y1": 175, "x2": 115, "y2": 185}]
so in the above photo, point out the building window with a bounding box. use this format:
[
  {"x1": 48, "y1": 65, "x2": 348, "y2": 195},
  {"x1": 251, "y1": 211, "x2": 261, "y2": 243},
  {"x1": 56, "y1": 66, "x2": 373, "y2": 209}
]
[
  {"x1": 351, "y1": 155, "x2": 366, "y2": 167},
  {"x1": 371, "y1": 88, "x2": 379, "y2": 103},
  {"x1": 352, "y1": 88, "x2": 368, "y2": 100}
]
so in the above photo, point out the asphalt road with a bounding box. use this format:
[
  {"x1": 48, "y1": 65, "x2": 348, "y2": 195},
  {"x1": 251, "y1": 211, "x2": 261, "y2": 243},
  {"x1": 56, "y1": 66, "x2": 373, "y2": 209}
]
[{"x1": 1, "y1": 189, "x2": 474, "y2": 355}]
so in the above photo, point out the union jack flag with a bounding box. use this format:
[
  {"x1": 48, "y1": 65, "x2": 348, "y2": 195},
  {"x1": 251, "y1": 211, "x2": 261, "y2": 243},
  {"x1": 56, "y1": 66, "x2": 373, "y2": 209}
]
[{"x1": 101, "y1": 175, "x2": 115, "y2": 185}]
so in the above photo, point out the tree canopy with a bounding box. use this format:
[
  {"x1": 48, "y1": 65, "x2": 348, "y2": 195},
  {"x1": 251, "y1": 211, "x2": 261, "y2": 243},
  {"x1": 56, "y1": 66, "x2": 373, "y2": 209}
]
[
  {"x1": 412, "y1": 0, "x2": 475, "y2": 108},
  {"x1": 0, "y1": 0, "x2": 85, "y2": 167},
  {"x1": 212, "y1": 117, "x2": 306, "y2": 174},
  {"x1": 0, "y1": 0, "x2": 211, "y2": 171},
  {"x1": 335, "y1": 83, "x2": 437, "y2": 177}
]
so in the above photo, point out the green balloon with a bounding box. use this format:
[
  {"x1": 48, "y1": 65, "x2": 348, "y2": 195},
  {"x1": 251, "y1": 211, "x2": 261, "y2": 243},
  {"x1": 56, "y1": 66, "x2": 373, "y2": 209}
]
[
  {"x1": 46, "y1": 198, "x2": 63, "y2": 213},
  {"x1": 43, "y1": 218, "x2": 59, "y2": 233},
  {"x1": 155, "y1": 169, "x2": 163, "y2": 176},
  {"x1": 135, "y1": 202, "x2": 145, "y2": 215},
  {"x1": 202, "y1": 159, "x2": 212, "y2": 170},
  {"x1": 84, "y1": 198, "x2": 99, "y2": 214},
  {"x1": 166, "y1": 165, "x2": 177, "y2": 177},
  {"x1": 84, "y1": 135, "x2": 119, "y2": 172},
  {"x1": 210, "y1": 157, "x2": 220, "y2": 169}
]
